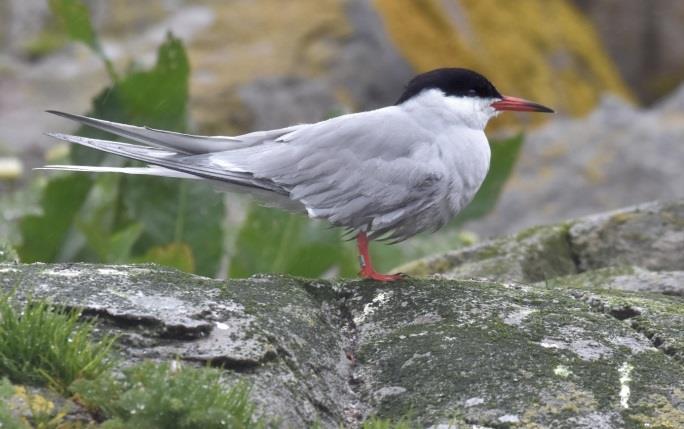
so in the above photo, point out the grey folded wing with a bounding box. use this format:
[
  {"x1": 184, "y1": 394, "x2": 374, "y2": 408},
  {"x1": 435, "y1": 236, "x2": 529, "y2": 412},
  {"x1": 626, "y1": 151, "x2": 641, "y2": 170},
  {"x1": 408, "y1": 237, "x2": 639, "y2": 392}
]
[
  {"x1": 204, "y1": 108, "x2": 450, "y2": 241},
  {"x1": 45, "y1": 108, "x2": 449, "y2": 241}
]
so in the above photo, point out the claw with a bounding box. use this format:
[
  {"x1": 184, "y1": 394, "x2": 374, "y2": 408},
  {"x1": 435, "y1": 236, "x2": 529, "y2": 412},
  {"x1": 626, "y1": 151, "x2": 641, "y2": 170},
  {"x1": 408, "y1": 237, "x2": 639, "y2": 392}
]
[{"x1": 359, "y1": 268, "x2": 404, "y2": 282}]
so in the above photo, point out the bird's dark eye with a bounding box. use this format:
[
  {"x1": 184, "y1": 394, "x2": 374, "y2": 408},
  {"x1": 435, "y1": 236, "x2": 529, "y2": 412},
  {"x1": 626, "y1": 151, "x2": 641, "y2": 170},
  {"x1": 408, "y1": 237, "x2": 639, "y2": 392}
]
[{"x1": 467, "y1": 89, "x2": 478, "y2": 96}]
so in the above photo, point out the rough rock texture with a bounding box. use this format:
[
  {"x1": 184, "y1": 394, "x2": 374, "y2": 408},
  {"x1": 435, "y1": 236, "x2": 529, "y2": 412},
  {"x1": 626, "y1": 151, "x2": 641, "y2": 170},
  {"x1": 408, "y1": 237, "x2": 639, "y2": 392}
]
[
  {"x1": 4, "y1": 384, "x2": 94, "y2": 427},
  {"x1": 404, "y1": 199, "x2": 683, "y2": 283},
  {"x1": 467, "y1": 90, "x2": 684, "y2": 237},
  {"x1": 1, "y1": 200, "x2": 683, "y2": 428}
]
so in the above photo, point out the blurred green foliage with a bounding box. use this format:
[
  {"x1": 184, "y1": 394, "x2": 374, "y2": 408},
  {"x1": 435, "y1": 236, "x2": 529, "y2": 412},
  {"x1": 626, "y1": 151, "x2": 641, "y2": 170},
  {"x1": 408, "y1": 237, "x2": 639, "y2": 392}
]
[
  {"x1": 18, "y1": 0, "x2": 225, "y2": 277},
  {"x1": 229, "y1": 206, "x2": 357, "y2": 278},
  {"x1": 48, "y1": 0, "x2": 116, "y2": 78},
  {"x1": 12, "y1": 0, "x2": 523, "y2": 278}
]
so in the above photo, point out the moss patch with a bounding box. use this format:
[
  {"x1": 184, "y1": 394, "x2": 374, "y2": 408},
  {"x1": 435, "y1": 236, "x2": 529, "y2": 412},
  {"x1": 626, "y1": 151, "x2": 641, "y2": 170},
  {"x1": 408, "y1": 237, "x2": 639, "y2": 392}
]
[
  {"x1": 349, "y1": 279, "x2": 684, "y2": 427},
  {"x1": 400, "y1": 223, "x2": 577, "y2": 283}
]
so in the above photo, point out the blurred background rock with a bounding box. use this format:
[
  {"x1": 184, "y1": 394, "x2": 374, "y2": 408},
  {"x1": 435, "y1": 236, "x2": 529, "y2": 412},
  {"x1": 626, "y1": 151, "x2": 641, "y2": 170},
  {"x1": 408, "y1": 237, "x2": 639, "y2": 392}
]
[{"x1": 1, "y1": 0, "x2": 683, "y2": 237}]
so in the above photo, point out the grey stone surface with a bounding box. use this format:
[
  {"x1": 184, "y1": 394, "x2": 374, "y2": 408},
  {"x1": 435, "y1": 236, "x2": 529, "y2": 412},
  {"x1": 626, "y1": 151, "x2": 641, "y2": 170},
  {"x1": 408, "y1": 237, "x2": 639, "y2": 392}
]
[
  {"x1": 468, "y1": 93, "x2": 684, "y2": 238},
  {"x1": 396, "y1": 223, "x2": 578, "y2": 284},
  {"x1": 1, "y1": 200, "x2": 683, "y2": 427},
  {"x1": 0, "y1": 264, "x2": 357, "y2": 428},
  {"x1": 413, "y1": 199, "x2": 684, "y2": 284},
  {"x1": 348, "y1": 279, "x2": 683, "y2": 428},
  {"x1": 1, "y1": 262, "x2": 683, "y2": 426},
  {"x1": 542, "y1": 266, "x2": 684, "y2": 296},
  {"x1": 569, "y1": 200, "x2": 684, "y2": 273}
]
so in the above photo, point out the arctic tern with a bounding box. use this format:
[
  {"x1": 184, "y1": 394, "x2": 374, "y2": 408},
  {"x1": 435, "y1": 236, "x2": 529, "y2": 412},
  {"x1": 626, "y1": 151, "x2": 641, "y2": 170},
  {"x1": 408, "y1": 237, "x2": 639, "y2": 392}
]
[{"x1": 42, "y1": 68, "x2": 553, "y2": 281}]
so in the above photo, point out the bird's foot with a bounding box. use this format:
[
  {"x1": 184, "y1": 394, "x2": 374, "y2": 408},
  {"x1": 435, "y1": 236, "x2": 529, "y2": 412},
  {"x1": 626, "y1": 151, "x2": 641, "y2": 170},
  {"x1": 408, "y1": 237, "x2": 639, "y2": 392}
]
[{"x1": 359, "y1": 268, "x2": 406, "y2": 282}]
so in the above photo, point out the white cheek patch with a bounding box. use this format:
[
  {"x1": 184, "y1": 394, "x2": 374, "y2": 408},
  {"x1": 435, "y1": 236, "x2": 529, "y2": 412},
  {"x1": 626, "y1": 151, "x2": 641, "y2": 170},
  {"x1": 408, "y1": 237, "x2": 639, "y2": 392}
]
[{"x1": 443, "y1": 96, "x2": 499, "y2": 130}]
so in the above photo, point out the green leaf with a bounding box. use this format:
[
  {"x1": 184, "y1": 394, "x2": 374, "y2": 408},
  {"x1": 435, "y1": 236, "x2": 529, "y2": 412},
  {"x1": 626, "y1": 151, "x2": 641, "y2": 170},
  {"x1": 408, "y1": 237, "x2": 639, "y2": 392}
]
[
  {"x1": 229, "y1": 205, "x2": 357, "y2": 278},
  {"x1": 71, "y1": 33, "x2": 190, "y2": 165},
  {"x1": 79, "y1": 221, "x2": 143, "y2": 264},
  {"x1": 451, "y1": 133, "x2": 524, "y2": 226},
  {"x1": 48, "y1": 0, "x2": 97, "y2": 50},
  {"x1": 22, "y1": 32, "x2": 223, "y2": 276},
  {"x1": 17, "y1": 174, "x2": 92, "y2": 262},
  {"x1": 122, "y1": 179, "x2": 224, "y2": 276},
  {"x1": 136, "y1": 242, "x2": 195, "y2": 273},
  {"x1": 49, "y1": 0, "x2": 117, "y2": 79},
  {"x1": 117, "y1": 34, "x2": 189, "y2": 129}
]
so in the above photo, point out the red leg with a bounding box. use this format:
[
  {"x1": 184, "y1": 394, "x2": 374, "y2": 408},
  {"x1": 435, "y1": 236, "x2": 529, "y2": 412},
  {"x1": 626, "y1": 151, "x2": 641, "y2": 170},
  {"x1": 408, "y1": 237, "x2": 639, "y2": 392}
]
[{"x1": 356, "y1": 232, "x2": 403, "y2": 282}]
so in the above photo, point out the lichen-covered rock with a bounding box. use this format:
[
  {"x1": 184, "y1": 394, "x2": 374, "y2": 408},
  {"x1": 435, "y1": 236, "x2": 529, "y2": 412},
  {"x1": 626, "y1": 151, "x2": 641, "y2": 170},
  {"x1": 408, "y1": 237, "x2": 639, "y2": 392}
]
[
  {"x1": 395, "y1": 223, "x2": 577, "y2": 283},
  {"x1": 569, "y1": 200, "x2": 684, "y2": 272},
  {"x1": 374, "y1": 0, "x2": 631, "y2": 119},
  {"x1": 542, "y1": 266, "x2": 684, "y2": 296},
  {"x1": 347, "y1": 279, "x2": 684, "y2": 428},
  {"x1": 406, "y1": 199, "x2": 684, "y2": 283},
  {"x1": 4, "y1": 383, "x2": 94, "y2": 427},
  {"x1": 0, "y1": 264, "x2": 356, "y2": 427},
  {"x1": 1, "y1": 259, "x2": 682, "y2": 428},
  {"x1": 0, "y1": 199, "x2": 682, "y2": 427}
]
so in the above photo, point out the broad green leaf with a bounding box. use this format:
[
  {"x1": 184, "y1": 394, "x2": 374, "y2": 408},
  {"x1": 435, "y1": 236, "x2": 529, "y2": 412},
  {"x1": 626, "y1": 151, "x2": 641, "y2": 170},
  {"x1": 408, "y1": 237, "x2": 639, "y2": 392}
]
[
  {"x1": 451, "y1": 134, "x2": 524, "y2": 226},
  {"x1": 71, "y1": 33, "x2": 190, "y2": 165},
  {"x1": 49, "y1": 0, "x2": 116, "y2": 79},
  {"x1": 229, "y1": 205, "x2": 357, "y2": 278},
  {"x1": 28, "y1": 31, "x2": 221, "y2": 275},
  {"x1": 117, "y1": 34, "x2": 189, "y2": 129},
  {"x1": 48, "y1": 0, "x2": 97, "y2": 50},
  {"x1": 79, "y1": 221, "x2": 143, "y2": 263},
  {"x1": 72, "y1": 34, "x2": 221, "y2": 273},
  {"x1": 137, "y1": 242, "x2": 195, "y2": 273},
  {"x1": 122, "y1": 179, "x2": 224, "y2": 276},
  {"x1": 71, "y1": 173, "x2": 124, "y2": 261},
  {"x1": 17, "y1": 174, "x2": 92, "y2": 262}
]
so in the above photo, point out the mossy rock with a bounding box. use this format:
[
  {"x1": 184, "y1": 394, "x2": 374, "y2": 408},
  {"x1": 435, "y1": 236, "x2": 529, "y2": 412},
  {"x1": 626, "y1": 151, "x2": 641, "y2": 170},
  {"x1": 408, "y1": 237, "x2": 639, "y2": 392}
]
[
  {"x1": 1, "y1": 261, "x2": 682, "y2": 428},
  {"x1": 1, "y1": 382, "x2": 93, "y2": 427},
  {"x1": 402, "y1": 199, "x2": 684, "y2": 284},
  {"x1": 395, "y1": 223, "x2": 578, "y2": 283},
  {"x1": 347, "y1": 278, "x2": 684, "y2": 428}
]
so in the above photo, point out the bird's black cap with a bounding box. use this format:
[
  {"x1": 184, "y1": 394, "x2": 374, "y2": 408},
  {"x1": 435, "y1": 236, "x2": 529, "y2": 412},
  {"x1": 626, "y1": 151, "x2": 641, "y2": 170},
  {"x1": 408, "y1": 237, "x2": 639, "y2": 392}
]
[{"x1": 396, "y1": 68, "x2": 503, "y2": 104}]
